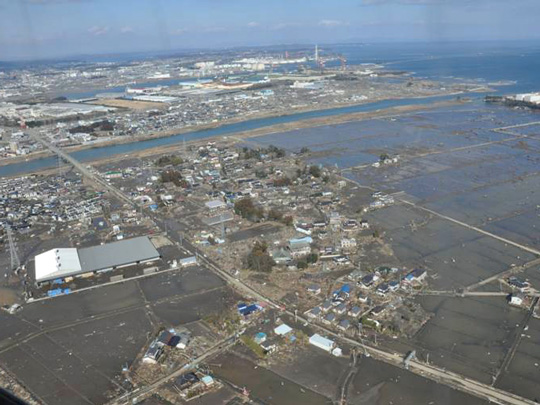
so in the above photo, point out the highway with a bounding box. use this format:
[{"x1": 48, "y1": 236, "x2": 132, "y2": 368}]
[{"x1": 31, "y1": 129, "x2": 539, "y2": 405}]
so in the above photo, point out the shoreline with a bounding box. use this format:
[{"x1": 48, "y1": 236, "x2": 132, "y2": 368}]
[{"x1": 0, "y1": 88, "x2": 487, "y2": 170}]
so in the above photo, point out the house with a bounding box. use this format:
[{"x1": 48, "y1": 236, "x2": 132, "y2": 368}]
[
  {"x1": 309, "y1": 334, "x2": 335, "y2": 353},
  {"x1": 143, "y1": 341, "x2": 163, "y2": 364},
  {"x1": 271, "y1": 247, "x2": 292, "y2": 265},
  {"x1": 180, "y1": 256, "x2": 197, "y2": 267},
  {"x1": 377, "y1": 283, "x2": 389, "y2": 295},
  {"x1": 288, "y1": 236, "x2": 313, "y2": 258},
  {"x1": 201, "y1": 375, "x2": 215, "y2": 388},
  {"x1": 307, "y1": 284, "x2": 321, "y2": 295},
  {"x1": 360, "y1": 219, "x2": 370, "y2": 229},
  {"x1": 347, "y1": 269, "x2": 365, "y2": 281},
  {"x1": 360, "y1": 273, "x2": 379, "y2": 288},
  {"x1": 341, "y1": 238, "x2": 357, "y2": 250},
  {"x1": 404, "y1": 268, "x2": 427, "y2": 283},
  {"x1": 261, "y1": 339, "x2": 278, "y2": 354},
  {"x1": 323, "y1": 312, "x2": 337, "y2": 324},
  {"x1": 175, "y1": 332, "x2": 191, "y2": 349},
  {"x1": 508, "y1": 277, "x2": 530, "y2": 292},
  {"x1": 237, "y1": 303, "x2": 263, "y2": 318},
  {"x1": 508, "y1": 294, "x2": 524, "y2": 306},
  {"x1": 349, "y1": 306, "x2": 362, "y2": 317},
  {"x1": 307, "y1": 306, "x2": 322, "y2": 319},
  {"x1": 328, "y1": 211, "x2": 341, "y2": 226},
  {"x1": 321, "y1": 300, "x2": 333, "y2": 312},
  {"x1": 274, "y1": 324, "x2": 293, "y2": 336},
  {"x1": 333, "y1": 256, "x2": 350, "y2": 265},
  {"x1": 357, "y1": 294, "x2": 368, "y2": 303},
  {"x1": 388, "y1": 280, "x2": 400, "y2": 291},
  {"x1": 371, "y1": 305, "x2": 386, "y2": 317},
  {"x1": 176, "y1": 372, "x2": 199, "y2": 390},
  {"x1": 157, "y1": 330, "x2": 175, "y2": 346},
  {"x1": 254, "y1": 332, "x2": 267, "y2": 344},
  {"x1": 334, "y1": 303, "x2": 347, "y2": 314},
  {"x1": 338, "y1": 319, "x2": 351, "y2": 331},
  {"x1": 333, "y1": 284, "x2": 351, "y2": 298}
]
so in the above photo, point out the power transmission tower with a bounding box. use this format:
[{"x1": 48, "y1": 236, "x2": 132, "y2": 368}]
[{"x1": 6, "y1": 225, "x2": 20, "y2": 271}]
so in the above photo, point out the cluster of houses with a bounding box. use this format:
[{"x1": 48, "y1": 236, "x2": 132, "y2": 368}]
[
  {"x1": 0, "y1": 173, "x2": 105, "y2": 233},
  {"x1": 143, "y1": 329, "x2": 191, "y2": 364},
  {"x1": 252, "y1": 322, "x2": 297, "y2": 354},
  {"x1": 305, "y1": 267, "x2": 428, "y2": 333},
  {"x1": 367, "y1": 192, "x2": 395, "y2": 210},
  {"x1": 173, "y1": 371, "x2": 217, "y2": 399}
]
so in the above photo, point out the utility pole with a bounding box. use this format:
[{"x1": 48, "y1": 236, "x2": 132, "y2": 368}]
[{"x1": 6, "y1": 225, "x2": 20, "y2": 271}]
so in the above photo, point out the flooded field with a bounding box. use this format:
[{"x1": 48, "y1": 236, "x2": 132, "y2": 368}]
[
  {"x1": 414, "y1": 296, "x2": 525, "y2": 384},
  {"x1": 495, "y1": 317, "x2": 540, "y2": 401},
  {"x1": 0, "y1": 265, "x2": 237, "y2": 405},
  {"x1": 348, "y1": 356, "x2": 489, "y2": 405},
  {"x1": 213, "y1": 352, "x2": 332, "y2": 405}
]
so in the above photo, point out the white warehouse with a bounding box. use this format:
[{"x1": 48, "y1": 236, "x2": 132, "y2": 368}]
[{"x1": 34, "y1": 236, "x2": 160, "y2": 284}]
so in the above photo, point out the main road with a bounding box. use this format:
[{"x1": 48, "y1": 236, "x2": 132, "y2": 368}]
[{"x1": 32, "y1": 129, "x2": 538, "y2": 405}]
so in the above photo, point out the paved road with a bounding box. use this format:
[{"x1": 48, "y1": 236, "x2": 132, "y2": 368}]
[{"x1": 33, "y1": 130, "x2": 539, "y2": 405}]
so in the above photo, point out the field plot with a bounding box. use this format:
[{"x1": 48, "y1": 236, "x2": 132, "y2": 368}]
[
  {"x1": 213, "y1": 352, "x2": 331, "y2": 405},
  {"x1": 495, "y1": 317, "x2": 540, "y2": 402},
  {"x1": 269, "y1": 346, "x2": 349, "y2": 399},
  {"x1": 151, "y1": 287, "x2": 237, "y2": 326},
  {"x1": 348, "y1": 356, "x2": 488, "y2": 405},
  {"x1": 18, "y1": 281, "x2": 145, "y2": 327},
  {"x1": 414, "y1": 296, "x2": 525, "y2": 384},
  {"x1": 0, "y1": 265, "x2": 237, "y2": 405},
  {"x1": 47, "y1": 309, "x2": 152, "y2": 377},
  {"x1": 138, "y1": 266, "x2": 225, "y2": 302},
  {"x1": 367, "y1": 205, "x2": 535, "y2": 290}
]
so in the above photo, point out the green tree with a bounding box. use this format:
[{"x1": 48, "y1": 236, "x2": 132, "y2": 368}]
[
  {"x1": 234, "y1": 197, "x2": 264, "y2": 221},
  {"x1": 246, "y1": 241, "x2": 275, "y2": 272},
  {"x1": 308, "y1": 165, "x2": 321, "y2": 178},
  {"x1": 306, "y1": 253, "x2": 319, "y2": 264},
  {"x1": 267, "y1": 208, "x2": 284, "y2": 222}
]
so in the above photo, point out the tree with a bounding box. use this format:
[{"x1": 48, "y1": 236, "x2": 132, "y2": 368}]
[
  {"x1": 297, "y1": 260, "x2": 308, "y2": 269},
  {"x1": 379, "y1": 153, "x2": 390, "y2": 162},
  {"x1": 246, "y1": 241, "x2": 275, "y2": 272},
  {"x1": 267, "y1": 208, "x2": 284, "y2": 222},
  {"x1": 308, "y1": 165, "x2": 321, "y2": 178},
  {"x1": 306, "y1": 253, "x2": 319, "y2": 264},
  {"x1": 281, "y1": 215, "x2": 294, "y2": 226},
  {"x1": 300, "y1": 147, "x2": 310, "y2": 154},
  {"x1": 273, "y1": 177, "x2": 291, "y2": 187},
  {"x1": 234, "y1": 197, "x2": 264, "y2": 221}
]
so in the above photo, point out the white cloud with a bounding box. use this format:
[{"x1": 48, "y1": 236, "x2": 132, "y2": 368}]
[
  {"x1": 247, "y1": 21, "x2": 259, "y2": 28},
  {"x1": 87, "y1": 25, "x2": 109, "y2": 36},
  {"x1": 319, "y1": 19, "x2": 350, "y2": 27},
  {"x1": 120, "y1": 26, "x2": 133, "y2": 34}
]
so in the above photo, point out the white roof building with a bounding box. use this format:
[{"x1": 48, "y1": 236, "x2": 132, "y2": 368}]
[
  {"x1": 34, "y1": 248, "x2": 82, "y2": 282},
  {"x1": 34, "y1": 236, "x2": 160, "y2": 284},
  {"x1": 274, "y1": 324, "x2": 293, "y2": 336}
]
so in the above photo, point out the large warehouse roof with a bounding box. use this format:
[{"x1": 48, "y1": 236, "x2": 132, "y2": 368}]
[
  {"x1": 34, "y1": 248, "x2": 82, "y2": 282},
  {"x1": 34, "y1": 236, "x2": 160, "y2": 283},
  {"x1": 78, "y1": 236, "x2": 159, "y2": 273}
]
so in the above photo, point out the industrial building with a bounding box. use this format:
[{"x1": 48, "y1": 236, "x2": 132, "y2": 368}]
[{"x1": 34, "y1": 236, "x2": 160, "y2": 284}]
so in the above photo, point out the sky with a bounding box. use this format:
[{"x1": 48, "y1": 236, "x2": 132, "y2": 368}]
[{"x1": 1, "y1": 0, "x2": 540, "y2": 61}]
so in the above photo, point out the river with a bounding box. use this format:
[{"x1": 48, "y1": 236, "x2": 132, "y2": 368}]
[{"x1": 0, "y1": 93, "x2": 465, "y2": 177}]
